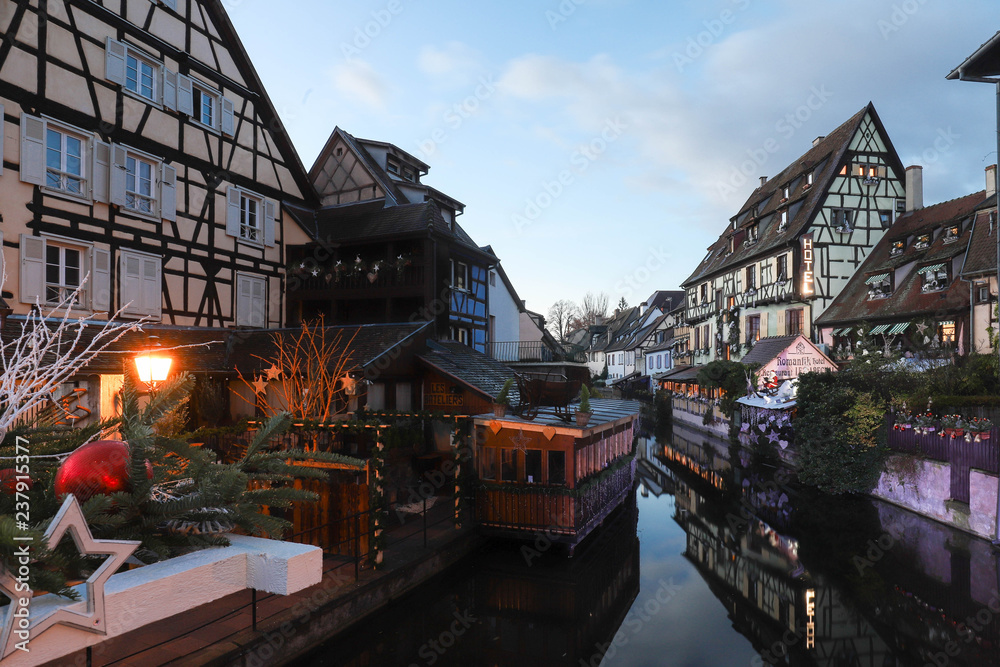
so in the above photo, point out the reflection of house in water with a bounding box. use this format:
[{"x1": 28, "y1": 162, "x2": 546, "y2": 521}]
[
  {"x1": 308, "y1": 493, "x2": 641, "y2": 667},
  {"x1": 649, "y1": 430, "x2": 898, "y2": 666}
]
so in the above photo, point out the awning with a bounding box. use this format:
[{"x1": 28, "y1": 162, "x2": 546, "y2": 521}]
[
  {"x1": 864, "y1": 273, "x2": 890, "y2": 285},
  {"x1": 869, "y1": 324, "x2": 891, "y2": 335},
  {"x1": 918, "y1": 263, "x2": 946, "y2": 275},
  {"x1": 887, "y1": 322, "x2": 910, "y2": 335}
]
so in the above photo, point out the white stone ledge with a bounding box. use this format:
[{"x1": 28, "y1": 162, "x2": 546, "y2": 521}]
[{"x1": 2, "y1": 536, "x2": 321, "y2": 667}]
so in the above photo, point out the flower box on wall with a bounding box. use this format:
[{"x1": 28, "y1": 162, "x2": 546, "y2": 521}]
[{"x1": 1, "y1": 536, "x2": 322, "y2": 667}]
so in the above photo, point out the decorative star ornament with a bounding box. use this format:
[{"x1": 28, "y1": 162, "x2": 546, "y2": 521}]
[
  {"x1": 916, "y1": 322, "x2": 928, "y2": 335},
  {"x1": 252, "y1": 375, "x2": 269, "y2": 395},
  {"x1": 509, "y1": 429, "x2": 532, "y2": 452},
  {"x1": 767, "y1": 430, "x2": 781, "y2": 444},
  {"x1": 1, "y1": 495, "x2": 140, "y2": 658},
  {"x1": 264, "y1": 364, "x2": 282, "y2": 382}
]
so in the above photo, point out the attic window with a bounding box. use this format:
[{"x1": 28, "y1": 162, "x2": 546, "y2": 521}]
[
  {"x1": 386, "y1": 157, "x2": 400, "y2": 176},
  {"x1": 889, "y1": 239, "x2": 905, "y2": 256},
  {"x1": 777, "y1": 209, "x2": 789, "y2": 232},
  {"x1": 942, "y1": 225, "x2": 960, "y2": 244},
  {"x1": 727, "y1": 237, "x2": 735, "y2": 255},
  {"x1": 745, "y1": 224, "x2": 759, "y2": 246},
  {"x1": 914, "y1": 234, "x2": 931, "y2": 250},
  {"x1": 805, "y1": 171, "x2": 814, "y2": 187},
  {"x1": 402, "y1": 166, "x2": 417, "y2": 183},
  {"x1": 865, "y1": 273, "x2": 892, "y2": 300},
  {"x1": 879, "y1": 210, "x2": 892, "y2": 229},
  {"x1": 918, "y1": 263, "x2": 948, "y2": 292},
  {"x1": 335, "y1": 147, "x2": 344, "y2": 157},
  {"x1": 781, "y1": 185, "x2": 790, "y2": 201},
  {"x1": 831, "y1": 209, "x2": 853, "y2": 233}
]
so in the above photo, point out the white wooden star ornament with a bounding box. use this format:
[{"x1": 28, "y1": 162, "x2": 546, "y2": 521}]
[{"x1": 0, "y1": 495, "x2": 140, "y2": 658}]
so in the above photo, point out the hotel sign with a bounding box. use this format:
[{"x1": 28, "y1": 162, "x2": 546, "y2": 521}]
[
  {"x1": 805, "y1": 589, "x2": 816, "y2": 649},
  {"x1": 758, "y1": 337, "x2": 837, "y2": 385},
  {"x1": 800, "y1": 234, "x2": 815, "y2": 296}
]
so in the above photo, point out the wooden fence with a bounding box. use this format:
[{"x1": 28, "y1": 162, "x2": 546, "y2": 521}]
[{"x1": 886, "y1": 414, "x2": 999, "y2": 504}]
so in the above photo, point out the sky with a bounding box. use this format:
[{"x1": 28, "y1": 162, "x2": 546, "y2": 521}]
[{"x1": 227, "y1": 0, "x2": 999, "y2": 318}]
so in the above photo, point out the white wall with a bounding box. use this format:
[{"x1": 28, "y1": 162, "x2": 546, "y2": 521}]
[{"x1": 489, "y1": 269, "x2": 521, "y2": 347}]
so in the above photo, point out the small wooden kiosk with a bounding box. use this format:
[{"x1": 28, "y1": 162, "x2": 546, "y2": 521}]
[{"x1": 473, "y1": 399, "x2": 640, "y2": 553}]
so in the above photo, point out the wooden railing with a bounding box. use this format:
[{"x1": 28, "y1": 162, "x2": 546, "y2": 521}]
[{"x1": 290, "y1": 265, "x2": 426, "y2": 293}]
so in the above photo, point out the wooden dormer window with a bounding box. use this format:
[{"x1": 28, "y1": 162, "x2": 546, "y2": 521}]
[
  {"x1": 942, "y1": 225, "x2": 960, "y2": 244},
  {"x1": 919, "y1": 263, "x2": 948, "y2": 292},
  {"x1": 778, "y1": 209, "x2": 789, "y2": 232},
  {"x1": 865, "y1": 273, "x2": 892, "y2": 300},
  {"x1": 914, "y1": 234, "x2": 931, "y2": 250},
  {"x1": 889, "y1": 239, "x2": 905, "y2": 256},
  {"x1": 386, "y1": 157, "x2": 400, "y2": 176},
  {"x1": 806, "y1": 171, "x2": 814, "y2": 187},
  {"x1": 745, "y1": 224, "x2": 759, "y2": 246}
]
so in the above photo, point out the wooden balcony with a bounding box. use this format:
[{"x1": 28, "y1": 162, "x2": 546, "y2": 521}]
[{"x1": 288, "y1": 265, "x2": 426, "y2": 299}]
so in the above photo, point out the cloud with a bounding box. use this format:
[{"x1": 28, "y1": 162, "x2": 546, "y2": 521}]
[
  {"x1": 329, "y1": 60, "x2": 390, "y2": 111},
  {"x1": 418, "y1": 42, "x2": 484, "y2": 86}
]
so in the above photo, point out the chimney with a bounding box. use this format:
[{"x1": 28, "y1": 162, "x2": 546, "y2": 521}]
[
  {"x1": 812, "y1": 136, "x2": 825, "y2": 147},
  {"x1": 987, "y1": 164, "x2": 997, "y2": 199},
  {"x1": 759, "y1": 176, "x2": 767, "y2": 187},
  {"x1": 905, "y1": 165, "x2": 923, "y2": 212}
]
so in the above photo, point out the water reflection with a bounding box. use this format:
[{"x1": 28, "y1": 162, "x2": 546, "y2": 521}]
[{"x1": 306, "y1": 424, "x2": 1000, "y2": 667}]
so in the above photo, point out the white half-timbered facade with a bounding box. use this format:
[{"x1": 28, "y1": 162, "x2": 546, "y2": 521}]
[
  {"x1": 0, "y1": 0, "x2": 316, "y2": 332},
  {"x1": 681, "y1": 103, "x2": 906, "y2": 365}
]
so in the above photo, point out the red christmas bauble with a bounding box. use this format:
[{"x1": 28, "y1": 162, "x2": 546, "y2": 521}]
[
  {"x1": 54, "y1": 440, "x2": 152, "y2": 502},
  {"x1": 0, "y1": 468, "x2": 32, "y2": 494}
]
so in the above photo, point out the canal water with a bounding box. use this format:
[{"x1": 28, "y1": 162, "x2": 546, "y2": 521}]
[{"x1": 305, "y1": 423, "x2": 1000, "y2": 666}]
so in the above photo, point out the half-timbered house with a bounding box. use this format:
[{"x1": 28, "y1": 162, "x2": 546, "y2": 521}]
[
  {"x1": 287, "y1": 127, "x2": 494, "y2": 353},
  {"x1": 0, "y1": 0, "x2": 318, "y2": 418},
  {"x1": 681, "y1": 103, "x2": 906, "y2": 365}
]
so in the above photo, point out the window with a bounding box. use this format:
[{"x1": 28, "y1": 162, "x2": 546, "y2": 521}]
[
  {"x1": 45, "y1": 244, "x2": 83, "y2": 305},
  {"x1": 19, "y1": 235, "x2": 111, "y2": 312},
  {"x1": 745, "y1": 266, "x2": 756, "y2": 291},
  {"x1": 548, "y1": 451, "x2": 566, "y2": 485},
  {"x1": 125, "y1": 154, "x2": 156, "y2": 214},
  {"x1": 806, "y1": 171, "x2": 814, "y2": 187},
  {"x1": 226, "y1": 186, "x2": 276, "y2": 247},
  {"x1": 977, "y1": 284, "x2": 992, "y2": 304},
  {"x1": 489, "y1": 271, "x2": 496, "y2": 287},
  {"x1": 402, "y1": 166, "x2": 417, "y2": 183},
  {"x1": 831, "y1": 209, "x2": 853, "y2": 232},
  {"x1": 896, "y1": 199, "x2": 906, "y2": 213},
  {"x1": 700, "y1": 283, "x2": 708, "y2": 304},
  {"x1": 45, "y1": 125, "x2": 86, "y2": 196},
  {"x1": 778, "y1": 209, "x2": 788, "y2": 231},
  {"x1": 920, "y1": 265, "x2": 948, "y2": 293},
  {"x1": 525, "y1": 450, "x2": 542, "y2": 484},
  {"x1": 939, "y1": 321, "x2": 956, "y2": 345},
  {"x1": 500, "y1": 449, "x2": 518, "y2": 482},
  {"x1": 125, "y1": 50, "x2": 157, "y2": 101},
  {"x1": 367, "y1": 383, "x2": 385, "y2": 411},
  {"x1": 914, "y1": 234, "x2": 931, "y2": 250},
  {"x1": 747, "y1": 314, "x2": 761, "y2": 343},
  {"x1": 866, "y1": 274, "x2": 892, "y2": 301},
  {"x1": 853, "y1": 162, "x2": 886, "y2": 181},
  {"x1": 235, "y1": 273, "x2": 266, "y2": 327},
  {"x1": 786, "y1": 309, "x2": 803, "y2": 336},
  {"x1": 890, "y1": 239, "x2": 905, "y2": 256},
  {"x1": 782, "y1": 185, "x2": 789, "y2": 200},
  {"x1": 193, "y1": 83, "x2": 218, "y2": 129},
  {"x1": 746, "y1": 224, "x2": 759, "y2": 245},
  {"x1": 386, "y1": 157, "x2": 400, "y2": 176},
  {"x1": 879, "y1": 211, "x2": 892, "y2": 229},
  {"x1": 942, "y1": 225, "x2": 960, "y2": 244},
  {"x1": 481, "y1": 447, "x2": 497, "y2": 481},
  {"x1": 450, "y1": 260, "x2": 468, "y2": 290},
  {"x1": 119, "y1": 250, "x2": 162, "y2": 318},
  {"x1": 776, "y1": 255, "x2": 788, "y2": 282}
]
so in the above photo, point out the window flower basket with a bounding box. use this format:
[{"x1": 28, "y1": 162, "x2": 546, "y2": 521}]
[
  {"x1": 914, "y1": 412, "x2": 937, "y2": 435},
  {"x1": 893, "y1": 413, "x2": 913, "y2": 431},
  {"x1": 970, "y1": 418, "x2": 994, "y2": 441},
  {"x1": 940, "y1": 414, "x2": 966, "y2": 438}
]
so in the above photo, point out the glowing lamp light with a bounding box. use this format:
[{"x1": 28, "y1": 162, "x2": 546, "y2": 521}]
[{"x1": 135, "y1": 352, "x2": 172, "y2": 387}]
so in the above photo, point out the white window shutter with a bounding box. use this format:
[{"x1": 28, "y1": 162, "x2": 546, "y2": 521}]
[
  {"x1": 236, "y1": 275, "x2": 251, "y2": 326},
  {"x1": 19, "y1": 114, "x2": 45, "y2": 186},
  {"x1": 109, "y1": 144, "x2": 127, "y2": 206},
  {"x1": 177, "y1": 74, "x2": 194, "y2": 116},
  {"x1": 263, "y1": 199, "x2": 276, "y2": 247},
  {"x1": 105, "y1": 37, "x2": 127, "y2": 86},
  {"x1": 760, "y1": 312, "x2": 769, "y2": 339},
  {"x1": 776, "y1": 310, "x2": 786, "y2": 337},
  {"x1": 142, "y1": 256, "x2": 162, "y2": 319},
  {"x1": 226, "y1": 186, "x2": 241, "y2": 237},
  {"x1": 92, "y1": 140, "x2": 111, "y2": 203},
  {"x1": 251, "y1": 277, "x2": 266, "y2": 327},
  {"x1": 91, "y1": 247, "x2": 111, "y2": 312},
  {"x1": 160, "y1": 163, "x2": 177, "y2": 222},
  {"x1": 162, "y1": 70, "x2": 178, "y2": 111},
  {"x1": 221, "y1": 97, "x2": 235, "y2": 136},
  {"x1": 121, "y1": 252, "x2": 142, "y2": 315},
  {"x1": 19, "y1": 235, "x2": 45, "y2": 304}
]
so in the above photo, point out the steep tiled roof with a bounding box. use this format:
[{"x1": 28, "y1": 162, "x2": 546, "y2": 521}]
[
  {"x1": 740, "y1": 335, "x2": 800, "y2": 367},
  {"x1": 417, "y1": 340, "x2": 519, "y2": 403},
  {"x1": 961, "y1": 196, "x2": 998, "y2": 277},
  {"x1": 684, "y1": 104, "x2": 900, "y2": 287},
  {"x1": 816, "y1": 191, "x2": 987, "y2": 326}
]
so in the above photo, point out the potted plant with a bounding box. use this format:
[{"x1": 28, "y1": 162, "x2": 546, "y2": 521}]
[
  {"x1": 494, "y1": 378, "x2": 513, "y2": 418},
  {"x1": 914, "y1": 412, "x2": 936, "y2": 435},
  {"x1": 973, "y1": 417, "x2": 994, "y2": 442},
  {"x1": 894, "y1": 413, "x2": 913, "y2": 431},
  {"x1": 575, "y1": 385, "x2": 592, "y2": 428}
]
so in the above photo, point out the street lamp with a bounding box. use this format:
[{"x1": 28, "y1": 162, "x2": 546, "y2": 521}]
[
  {"x1": 948, "y1": 32, "x2": 1000, "y2": 546},
  {"x1": 134, "y1": 338, "x2": 172, "y2": 392}
]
